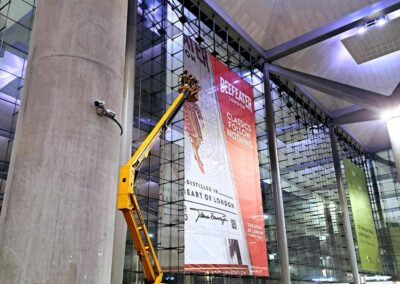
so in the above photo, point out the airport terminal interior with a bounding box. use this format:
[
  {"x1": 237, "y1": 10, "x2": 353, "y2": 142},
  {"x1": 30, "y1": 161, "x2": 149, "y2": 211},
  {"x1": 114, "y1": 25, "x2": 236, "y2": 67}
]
[{"x1": 0, "y1": 0, "x2": 399, "y2": 283}]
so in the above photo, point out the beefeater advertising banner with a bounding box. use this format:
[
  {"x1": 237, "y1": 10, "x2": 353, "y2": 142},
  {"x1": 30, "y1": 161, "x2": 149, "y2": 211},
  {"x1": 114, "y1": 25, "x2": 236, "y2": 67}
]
[{"x1": 183, "y1": 34, "x2": 268, "y2": 276}]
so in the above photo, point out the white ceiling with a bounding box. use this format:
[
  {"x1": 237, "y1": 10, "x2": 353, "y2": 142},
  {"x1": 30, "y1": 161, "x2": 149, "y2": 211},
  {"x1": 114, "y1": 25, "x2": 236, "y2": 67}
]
[
  {"x1": 213, "y1": 0, "x2": 377, "y2": 49},
  {"x1": 213, "y1": 0, "x2": 400, "y2": 152},
  {"x1": 276, "y1": 30, "x2": 400, "y2": 98}
]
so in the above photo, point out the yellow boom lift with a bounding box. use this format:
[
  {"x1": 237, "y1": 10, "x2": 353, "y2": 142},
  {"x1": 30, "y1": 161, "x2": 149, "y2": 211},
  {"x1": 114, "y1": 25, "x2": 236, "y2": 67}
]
[{"x1": 117, "y1": 71, "x2": 200, "y2": 283}]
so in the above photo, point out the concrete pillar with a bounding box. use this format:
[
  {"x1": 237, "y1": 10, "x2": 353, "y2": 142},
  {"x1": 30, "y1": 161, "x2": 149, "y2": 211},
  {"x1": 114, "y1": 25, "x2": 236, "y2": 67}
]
[
  {"x1": 386, "y1": 116, "x2": 400, "y2": 180},
  {"x1": 263, "y1": 64, "x2": 291, "y2": 284},
  {"x1": 111, "y1": 0, "x2": 137, "y2": 283},
  {"x1": 0, "y1": 1, "x2": 127, "y2": 283},
  {"x1": 329, "y1": 126, "x2": 360, "y2": 284}
]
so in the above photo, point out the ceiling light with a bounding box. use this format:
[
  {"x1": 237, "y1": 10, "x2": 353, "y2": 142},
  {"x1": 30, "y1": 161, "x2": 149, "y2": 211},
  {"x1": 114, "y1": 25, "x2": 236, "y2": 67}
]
[
  {"x1": 356, "y1": 26, "x2": 366, "y2": 35},
  {"x1": 376, "y1": 17, "x2": 388, "y2": 26},
  {"x1": 356, "y1": 15, "x2": 390, "y2": 35},
  {"x1": 381, "y1": 106, "x2": 400, "y2": 121}
]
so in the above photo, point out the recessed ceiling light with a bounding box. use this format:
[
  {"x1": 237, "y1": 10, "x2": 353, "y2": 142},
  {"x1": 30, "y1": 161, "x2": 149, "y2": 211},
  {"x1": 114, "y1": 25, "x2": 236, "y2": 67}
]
[
  {"x1": 381, "y1": 107, "x2": 400, "y2": 121},
  {"x1": 376, "y1": 17, "x2": 388, "y2": 26},
  {"x1": 356, "y1": 26, "x2": 366, "y2": 35},
  {"x1": 356, "y1": 15, "x2": 389, "y2": 35}
]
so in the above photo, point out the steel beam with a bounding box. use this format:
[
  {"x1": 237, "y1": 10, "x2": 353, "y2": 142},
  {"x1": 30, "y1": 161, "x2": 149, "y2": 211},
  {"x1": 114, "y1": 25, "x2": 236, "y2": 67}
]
[
  {"x1": 333, "y1": 82, "x2": 400, "y2": 124},
  {"x1": 293, "y1": 82, "x2": 333, "y2": 116},
  {"x1": 332, "y1": 109, "x2": 381, "y2": 125},
  {"x1": 367, "y1": 159, "x2": 386, "y2": 230},
  {"x1": 332, "y1": 82, "x2": 400, "y2": 124},
  {"x1": 369, "y1": 143, "x2": 392, "y2": 153},
  {"x1": 329, "y1": 126, "x2": 360, "y2": 284},
  {"x1": 389, "y1": 82, "x2": 400, "y2": 103},
  {"x1": 263, "y1": 64, "x2": 291, "y2": 284},
  {"x1": 264, "y1": 0, "x2": 400, "y2": 61},
  {"x1": 368, "y1": 152, "x2": 396, "y2": 168},
  {"x1": 269, "y1": 64, "x2": 391, "y2": 112},
  {"x1": 331, "y1": 105, "x2": 362, "y2": 118},
  {"x1": 386, "y1": 116, "x2": 400, "y2": 180}
]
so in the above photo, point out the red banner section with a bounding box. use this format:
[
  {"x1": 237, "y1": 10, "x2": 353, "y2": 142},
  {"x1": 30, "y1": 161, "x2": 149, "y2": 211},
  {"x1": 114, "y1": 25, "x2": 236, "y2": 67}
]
[{"x1": 211, "y1": 56, "x2": 268, "y2": 276}]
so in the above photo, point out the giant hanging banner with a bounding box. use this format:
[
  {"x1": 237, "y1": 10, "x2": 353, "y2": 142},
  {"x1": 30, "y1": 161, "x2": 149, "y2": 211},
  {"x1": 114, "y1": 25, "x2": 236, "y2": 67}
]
[
  {"x1": 344, "y1": 159, "x2": 382, "y2": 272},
  {"x1": 183, "y1": 34, "x2": 268, "y2": 276}
]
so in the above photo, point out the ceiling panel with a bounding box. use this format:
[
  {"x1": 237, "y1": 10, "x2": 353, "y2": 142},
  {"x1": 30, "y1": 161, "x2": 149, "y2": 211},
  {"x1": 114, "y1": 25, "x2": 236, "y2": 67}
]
[
  {"x1": 341, "y1": 16, "x2": 400, "y2": 64},
  {"x1": 212, "y1": 0, "x2": 275, "y2": 47},
  {"x1": 302, "y1": 87, "x2": 354, "y2": 113},
  {"x1": 277, "y1": 30, "x2": 400, "y2": 96},
  {"x1": 213, "y1": 0, "x2": 377, "y2": 48},
  {"x1": 213, "y1": 0, "x2": 399, "y2": 151},
  {"x1": 342, "y1": 120, "x2": 391, "y2": 152}
]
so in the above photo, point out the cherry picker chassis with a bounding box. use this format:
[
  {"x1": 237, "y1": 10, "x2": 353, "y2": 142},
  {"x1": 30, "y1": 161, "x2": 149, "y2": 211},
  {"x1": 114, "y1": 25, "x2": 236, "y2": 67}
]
[{"x1": 117, "y1": 71, "x2": 200, "y2": 283}]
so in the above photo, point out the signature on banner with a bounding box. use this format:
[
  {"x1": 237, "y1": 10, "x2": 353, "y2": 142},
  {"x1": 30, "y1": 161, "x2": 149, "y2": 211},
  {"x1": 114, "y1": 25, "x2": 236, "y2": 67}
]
[{"x1": 190, "y1": 207, "x2": 228, "y2": 225}]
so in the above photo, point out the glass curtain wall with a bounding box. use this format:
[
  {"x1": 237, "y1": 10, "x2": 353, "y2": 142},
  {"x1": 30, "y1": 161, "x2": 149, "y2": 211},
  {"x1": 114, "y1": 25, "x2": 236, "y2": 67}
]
[
  {"x1": 0, "y1": 0, "x2": 34, "y2": 212},
  {"x1": 124, "y1": 1, "x2": 266, "y2": 283},
  {"x1": 262, "y1": 80, "x2": 351, "y2": 282},
  {"x1": 125, "y1": 0, "x2": 363, "y2": 283},
  {"x1": 0, "y1": 0, "x2": 398, "y2": 283},
  {"x1": 366, "y1": 149, "x2": 400, "y2": 277},
  {"x1": 130, "y1": 0, "x2": 400, "y2": 282},
  {"x1": 123, "y1": 0, "x2": 184, "y2": 282}
]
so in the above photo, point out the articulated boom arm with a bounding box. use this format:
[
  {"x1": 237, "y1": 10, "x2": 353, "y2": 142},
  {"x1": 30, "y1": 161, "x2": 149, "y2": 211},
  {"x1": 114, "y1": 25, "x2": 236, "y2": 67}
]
[{"x1": 117, "y1": 71, "x2": 200, "y2": 284}]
